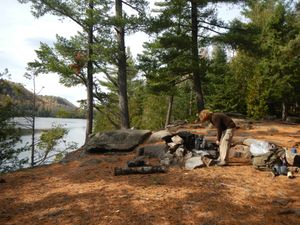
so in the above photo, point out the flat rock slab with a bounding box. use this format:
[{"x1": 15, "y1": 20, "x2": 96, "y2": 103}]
[{"x1": 86, "y1": 129, "x2": 151, "y2": 152}]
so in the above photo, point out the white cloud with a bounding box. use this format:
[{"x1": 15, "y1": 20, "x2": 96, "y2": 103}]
[{"x1": 0, "y1": 0, "x2": 84, "y2": 106}]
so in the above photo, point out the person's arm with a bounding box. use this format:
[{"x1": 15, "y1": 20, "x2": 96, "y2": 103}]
[
  {"x1": 211, "y1": 115, "x2": 222, "y2": 142},
  {"x1": 216, "y1": 127, "x2": 222, "y2": 142}
]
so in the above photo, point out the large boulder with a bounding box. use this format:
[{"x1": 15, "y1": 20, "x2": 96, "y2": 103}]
[{"x1": 86, "y1": 129, "x2": 151, "y2": 152}]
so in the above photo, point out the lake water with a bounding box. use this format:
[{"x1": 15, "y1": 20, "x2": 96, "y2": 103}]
[{"x1": 15, "y1": 117, "x2": 86, "y2": 166}]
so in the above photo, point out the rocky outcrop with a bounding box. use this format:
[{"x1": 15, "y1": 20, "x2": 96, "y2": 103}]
[{"x1": 86, "y1": 129, "x2": 152, "y2": 152}]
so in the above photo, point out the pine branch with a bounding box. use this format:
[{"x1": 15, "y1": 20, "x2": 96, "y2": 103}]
[
  {"x1": 174, "y1": 74, "x2": 192, "y2": 85},
  {"x1": 199, "y1": 18, "x2": 246, "y2": 32},
  {"x1": 40, "y1": 0, "x2": 84, "y2": 28},
  {"x1": 121, "y1": 0, "x2": 144, "y2": 14},
  {"x1": 94, "y1": 105, "x2": 120, "y2": 129},
  {"x1": 94, "y1": 62, "x2": 119, "y2": 88},
  {"x1": 199, "y1": 25, "x2": 223, "y2": 35}
]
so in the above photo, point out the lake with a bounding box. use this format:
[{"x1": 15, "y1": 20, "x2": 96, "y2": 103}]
[{"x1": 15, "y1": 117, "x2": 86, "y2": 166}]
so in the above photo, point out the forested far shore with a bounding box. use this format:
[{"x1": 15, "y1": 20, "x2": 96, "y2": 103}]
[{"x1": 0, "y1": 79, "x2": 86, "y2": 119}]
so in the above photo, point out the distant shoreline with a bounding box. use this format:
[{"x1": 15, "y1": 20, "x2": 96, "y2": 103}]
[{"x1": 19, "y1": 128, "x2": 49, "y2": 135}]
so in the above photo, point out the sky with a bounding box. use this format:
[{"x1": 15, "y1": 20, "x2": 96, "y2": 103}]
[{"x1": 0, "y1": 0, "x2": 242, "y2": 107}]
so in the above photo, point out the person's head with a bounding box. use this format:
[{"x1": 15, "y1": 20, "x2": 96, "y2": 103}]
[{"x1": 199, "y1": 109, "x2": 213, "y2": 122}]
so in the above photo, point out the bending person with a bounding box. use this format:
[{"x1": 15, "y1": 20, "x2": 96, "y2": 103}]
[{"x1": 199, "y1": 110, "x2": 236, "y2": 166}]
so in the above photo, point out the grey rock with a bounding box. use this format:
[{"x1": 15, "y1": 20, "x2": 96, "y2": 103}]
[
  {"x1": 185, "y1": 156, "x2": 204, "y2": 170},
  {"x1": 137, "y1": 143, "x2": 168, "y2": 158},
  {"x1": 174, "y1": 147, "x2": 185, "y2": 158},
  {"x1": 184, "y1": 151, "x2": 193, "y2": 160},
  {"x1": 192, "y1": 149, "x2": 210, "y2": 156},
  {"x1": 168, "y1": 142, "x2": 180, "y2": 150},
  {"x1": 60, "y1": 148, "x2": 86, "y2": 163},
  {"x1": 286, "y1": 116, "x2": 300, "y2": 123},
  {"x1": 160, "y1": 151, "x2": 174, "y2": 166},
  {"x1": 86, "y1": 129, "x2": 151, "y2": 152},
  {"x1": 160, "y1": 157, "x2": 171, "y2": 167},
  {"x1": 145, "y1": 130, "x2": 172, "y2": 144}
]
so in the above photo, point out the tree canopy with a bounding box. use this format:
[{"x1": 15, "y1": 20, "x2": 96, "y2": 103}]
[{"x1": 16, "y1": 0, "x2": 300, "y2": 132}]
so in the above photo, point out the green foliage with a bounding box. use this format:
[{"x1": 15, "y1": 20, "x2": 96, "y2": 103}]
[
  {"x1": 20, "y1": 0, "x2": 149, "y2": 130},
  {"x1": 0, "y1": 71, "x2": 28, "y2": 173},
  {"x1": 139, "y1": 94, "x2": 168, "y2": 130},
  {"x1": 217, "y1": 0, "x2": 300, "y2": 119},
  {"x1": 38, "y1": 125, "x2": 67, "y2": 153},
  {"x1": 246, "y1": 73, "x2": 269, "y2": 119},
  {"x1": 0, "y1": 98, "x2": 28, "y2": 173},
  {"x1": 205, "y1": 45, "x2": 230, "y2": 111},
  {"x1": 172, "y1": 82, "x2": 198, "y2": 122},
  {"x1": 128, "y1": 79, "x2": 147, "y2": 129},
  {"x1": 35, "y1": 124, "x2": 77, "y2": 165},
  {"x1": 204, "y1": 46, "x2": 250, "y2": 114},
  {"x1": 17, "y1": 0, "x2": 300, "y2": 128},
  {"x1": 53, "y1": 152, "x2": 65, "y2": 162},
  {"x1": 55, "y1": 108, "x2": 74, "y2": 118}
]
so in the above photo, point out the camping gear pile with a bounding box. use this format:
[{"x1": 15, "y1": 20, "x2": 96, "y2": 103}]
[
  {"x1": 247, "y1": 138, "x2": 299, "y2": 178},
  {"x1": 114, "y1": 131, "x2": 220, "y2": 175},
  {"x1": 159, "y1": 131, "x2": 219, "y2": 169},
  {"x1": 112, "y1": 129, "x2": 300, "y2": 177}
]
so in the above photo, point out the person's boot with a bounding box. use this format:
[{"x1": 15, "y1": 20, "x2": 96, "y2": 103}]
[{"x1": 217, "y1": 161, "x2": 228, "y2": 166}]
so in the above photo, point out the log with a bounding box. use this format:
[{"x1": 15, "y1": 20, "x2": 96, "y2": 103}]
[{"x1": 114, "y1": 166, "x2": 167, "y2": 176}]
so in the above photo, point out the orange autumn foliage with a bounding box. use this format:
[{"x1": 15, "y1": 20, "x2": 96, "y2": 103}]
[{"x1": 70, "y1": 52, "x2": 87, "y2": 75}]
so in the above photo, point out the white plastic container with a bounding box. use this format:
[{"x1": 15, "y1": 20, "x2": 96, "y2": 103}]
[{"x1": 249, "y1": 140, "x2": 270, "y2": 156}]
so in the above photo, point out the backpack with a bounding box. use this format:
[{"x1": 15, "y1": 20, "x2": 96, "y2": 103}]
[
  {"x1": 285, "y1": 149, "x2": 300, "y2": 167},
  {"x1": 252, "y1": 148, "x2": 285, "y2": 170},
  {"x1": 176, "y1": 131, "x2": 197, "y2": 150}
]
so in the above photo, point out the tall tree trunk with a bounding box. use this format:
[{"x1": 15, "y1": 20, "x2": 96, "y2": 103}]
[
  {"x1": 31, "y1": 74, "x2": 36, "y2": 167},
  {"x1": 116, "y1": 0, "x2": 130, "y2": 129},
  {"x1": 189, "y1": 84, "x2": 193, "y2": 117},
  {"x1": 165, "y1": 95, "x2": 174, "y2": 127},
  {"x1": 85, "y1": 0, "x2": 94, "y2": 142},
  {"x1": 282, "y1": 101, "x2": 287, "y2": 121},
  {"x1": 191, "y1": 1, "x2": 204, "y2": 112}
]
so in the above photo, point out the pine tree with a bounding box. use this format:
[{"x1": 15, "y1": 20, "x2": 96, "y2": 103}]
[
  {"x1": 18, "y1": 0, "x2": 113, "y2": 141},
  {"x1": 19, "y1": 0, "x2": 149, "y2": 132},
  {"x1": 139, "y1": 0, "x2": 241, "y2": 118},
  {"x1": 220, "y1": 0, "x2": 300, "y2": 119}
]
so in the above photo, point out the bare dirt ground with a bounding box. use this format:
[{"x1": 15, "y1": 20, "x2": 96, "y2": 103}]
[{"x1": 1, "y1": 120, "x2": 300, "y2": 225}]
